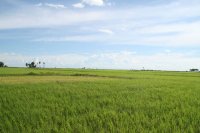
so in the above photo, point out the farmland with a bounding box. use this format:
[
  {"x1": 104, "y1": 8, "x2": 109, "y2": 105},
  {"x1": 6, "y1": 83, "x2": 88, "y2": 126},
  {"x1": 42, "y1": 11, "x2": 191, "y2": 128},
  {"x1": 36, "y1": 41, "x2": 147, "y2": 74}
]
[{"x1": 0, "y1": 68, "x2": 200, "y2": 132}]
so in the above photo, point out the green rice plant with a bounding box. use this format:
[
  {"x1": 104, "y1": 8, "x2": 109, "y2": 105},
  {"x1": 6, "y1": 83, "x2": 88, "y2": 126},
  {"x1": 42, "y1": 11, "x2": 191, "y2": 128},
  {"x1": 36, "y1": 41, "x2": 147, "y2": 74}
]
[{"x1": 0, "y1": 68, "x2": 200, "y2": 132}]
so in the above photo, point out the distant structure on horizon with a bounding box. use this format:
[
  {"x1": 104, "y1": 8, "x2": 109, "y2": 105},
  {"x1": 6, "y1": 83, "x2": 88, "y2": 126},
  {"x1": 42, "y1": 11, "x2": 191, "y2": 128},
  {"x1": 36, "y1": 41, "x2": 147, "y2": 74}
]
[{"x1": 190, "y1": 69, "x2": 199, "y2": 72}]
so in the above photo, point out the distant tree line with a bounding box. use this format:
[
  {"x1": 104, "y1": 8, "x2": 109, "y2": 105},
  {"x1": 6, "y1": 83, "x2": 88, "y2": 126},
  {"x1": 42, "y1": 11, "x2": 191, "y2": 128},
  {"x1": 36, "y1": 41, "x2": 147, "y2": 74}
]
[
  {"x1": 0, "y1": 61, "x2": 8, "y2": 67},
  {"x1": 26, "y1": 61, "x2": 45, "y2": 68}
]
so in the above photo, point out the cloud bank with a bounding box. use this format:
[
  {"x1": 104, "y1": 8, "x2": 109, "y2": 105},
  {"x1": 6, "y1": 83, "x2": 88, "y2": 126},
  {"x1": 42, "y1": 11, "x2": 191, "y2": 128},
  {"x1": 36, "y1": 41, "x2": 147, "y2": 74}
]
[{"x1": 1, "y1": 51, "x2": 200, "y2": 71}]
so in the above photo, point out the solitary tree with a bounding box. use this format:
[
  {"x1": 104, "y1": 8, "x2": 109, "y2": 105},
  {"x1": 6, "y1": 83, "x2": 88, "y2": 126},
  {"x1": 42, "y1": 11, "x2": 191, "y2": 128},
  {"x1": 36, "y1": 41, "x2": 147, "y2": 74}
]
[
  {"x1": 0, "y1": 62, "x2": 4, "y2": 67},
  {"x1": 0, "y1": 62, "x2": 7, "y2": 67}
]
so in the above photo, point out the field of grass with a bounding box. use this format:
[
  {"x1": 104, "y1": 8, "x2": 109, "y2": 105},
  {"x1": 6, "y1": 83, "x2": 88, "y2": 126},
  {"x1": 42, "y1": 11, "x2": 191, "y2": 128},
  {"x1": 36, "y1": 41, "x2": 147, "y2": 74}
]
[{"x1": 0, "y1": 68, "x2": 200, "y2": 132}]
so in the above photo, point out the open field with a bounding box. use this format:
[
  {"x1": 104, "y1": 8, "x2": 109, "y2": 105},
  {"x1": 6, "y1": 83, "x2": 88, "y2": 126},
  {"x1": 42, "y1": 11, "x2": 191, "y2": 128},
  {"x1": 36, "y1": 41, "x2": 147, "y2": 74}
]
[{"x1": 0, "y1": 68, "x2": 200, "y2": 132}]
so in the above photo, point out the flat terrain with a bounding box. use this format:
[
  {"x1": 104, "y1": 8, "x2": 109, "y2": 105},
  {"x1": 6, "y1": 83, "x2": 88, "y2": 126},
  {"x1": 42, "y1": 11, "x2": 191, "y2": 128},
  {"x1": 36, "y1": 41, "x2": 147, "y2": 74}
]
[{"x1": 0, "y1": 68, "x2": 200, "y2": 132}]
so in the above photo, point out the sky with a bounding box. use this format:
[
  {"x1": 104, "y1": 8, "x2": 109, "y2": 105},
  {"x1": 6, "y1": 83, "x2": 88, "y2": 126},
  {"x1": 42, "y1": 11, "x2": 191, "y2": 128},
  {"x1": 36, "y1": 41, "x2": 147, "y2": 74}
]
[{"x1": 0, "y1": 0, "x2": 200, "y2": 70}]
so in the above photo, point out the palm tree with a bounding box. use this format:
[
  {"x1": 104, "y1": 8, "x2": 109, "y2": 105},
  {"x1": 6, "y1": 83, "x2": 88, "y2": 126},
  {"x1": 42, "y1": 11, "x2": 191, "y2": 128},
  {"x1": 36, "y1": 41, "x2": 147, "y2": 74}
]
[
  {"x1": 43, "y1": 62, "x2": 45, "y2": 68},
  {"x1": 25, "y1": 63, "x2": 28, "y2": 67},
  {"x1": 39, "y1": 61, "x2": 41, "y2": 68}
]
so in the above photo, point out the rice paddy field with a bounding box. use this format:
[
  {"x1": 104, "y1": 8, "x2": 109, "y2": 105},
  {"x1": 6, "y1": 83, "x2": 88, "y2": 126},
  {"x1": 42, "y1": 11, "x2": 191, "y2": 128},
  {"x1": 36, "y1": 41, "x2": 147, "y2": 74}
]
[{"x1": 0, "y1": 67, "x2": 200, "y2": 133}]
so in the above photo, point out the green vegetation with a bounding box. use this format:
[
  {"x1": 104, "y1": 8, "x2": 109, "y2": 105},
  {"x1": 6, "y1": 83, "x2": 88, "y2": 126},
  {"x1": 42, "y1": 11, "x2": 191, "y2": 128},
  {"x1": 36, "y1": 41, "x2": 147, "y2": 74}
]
[{"x1": 0, "y1": 68, "x2": 200, "y2": 132}]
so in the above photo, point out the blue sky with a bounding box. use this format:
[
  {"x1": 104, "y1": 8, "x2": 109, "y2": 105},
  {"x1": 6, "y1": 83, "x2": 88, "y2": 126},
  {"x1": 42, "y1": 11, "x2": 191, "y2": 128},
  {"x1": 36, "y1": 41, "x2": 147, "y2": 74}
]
[{"x1": 0, "y1": 0, "x2": 200, "y2": 70}]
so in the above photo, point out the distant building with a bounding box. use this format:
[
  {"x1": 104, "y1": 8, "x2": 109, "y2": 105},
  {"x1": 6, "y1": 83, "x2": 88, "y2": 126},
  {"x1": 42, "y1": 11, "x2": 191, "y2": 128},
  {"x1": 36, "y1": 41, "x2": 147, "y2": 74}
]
[{"x1": 190, "y1": 69, "x2": 199, "y2": 72}]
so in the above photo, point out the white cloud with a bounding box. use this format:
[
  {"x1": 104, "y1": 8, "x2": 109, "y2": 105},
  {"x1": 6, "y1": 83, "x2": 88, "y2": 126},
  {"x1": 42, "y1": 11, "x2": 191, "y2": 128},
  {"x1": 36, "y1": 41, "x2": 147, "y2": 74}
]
[
  {"x1": 1, "y1": 51, "x2": 200, "y2": 71},
  {"x1": 33, "y1": 35, "x2": 104, "y2": 42},
  {"x1": 73, "y1": 3, "x2": 85, "y2": 8},
  {"x1": 98, "y1": 29, "x2": 114, "y2": 34},
  {"x1": 35, "y1": 3, "x2": 66, "y2": 9},
  {"x1": 44, "y1": 3, "x2": 66, "y2": 9},
  {"x1": 82, "y1": 0, "x2": 104, "y2": 6},
  {"x1": 0, "y1": 8, "x2": 107, "y2": 29},
  {"x1": 72, "y1": 0, "x2": 105, "y2": 8}
]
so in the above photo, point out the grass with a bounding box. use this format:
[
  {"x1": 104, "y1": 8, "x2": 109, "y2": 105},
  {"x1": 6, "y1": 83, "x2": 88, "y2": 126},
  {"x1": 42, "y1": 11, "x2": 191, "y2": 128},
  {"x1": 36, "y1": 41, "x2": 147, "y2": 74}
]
[{"x1": 0, "y1": 68, "x2": 200, "y2": 132}]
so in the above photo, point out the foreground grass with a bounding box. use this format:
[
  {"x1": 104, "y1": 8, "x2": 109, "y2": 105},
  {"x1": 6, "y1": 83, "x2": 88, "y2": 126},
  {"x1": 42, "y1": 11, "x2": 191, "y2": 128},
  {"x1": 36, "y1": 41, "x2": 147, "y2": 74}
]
[{"x1": 0, "y1": 68, "x2": 200, "y2": 132}]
